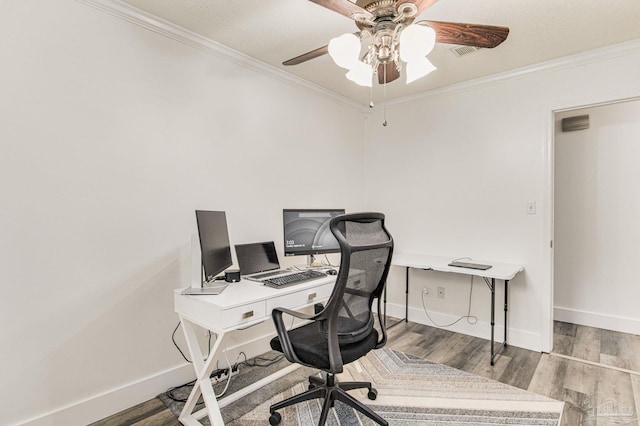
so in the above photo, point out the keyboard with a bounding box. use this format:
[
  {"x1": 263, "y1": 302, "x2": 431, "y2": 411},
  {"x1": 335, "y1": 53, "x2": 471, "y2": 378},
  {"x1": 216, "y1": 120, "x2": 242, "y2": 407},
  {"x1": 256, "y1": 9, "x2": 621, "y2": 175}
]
[{"x1": 263, "y1": 270, "x2": 327, "y2": 288}]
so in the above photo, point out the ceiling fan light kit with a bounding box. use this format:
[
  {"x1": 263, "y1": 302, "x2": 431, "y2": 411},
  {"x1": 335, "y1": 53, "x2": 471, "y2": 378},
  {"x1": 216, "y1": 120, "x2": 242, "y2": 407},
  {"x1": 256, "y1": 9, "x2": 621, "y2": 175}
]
[
  {"x1": 329, "y1": 22, "x2": 437, "y2": 86},
  {"x1": 328, "y1": 33, "x2": 362, "y2": 69},
  {"x1": 406, "y1": 56, "x2": 436, "y2": 84},
  {"x1": 346, "y1": 60, "x2": 374, "y2": 86},
  {"x1": 285, "y1": 0, "x2": 510, "y2": 88}
]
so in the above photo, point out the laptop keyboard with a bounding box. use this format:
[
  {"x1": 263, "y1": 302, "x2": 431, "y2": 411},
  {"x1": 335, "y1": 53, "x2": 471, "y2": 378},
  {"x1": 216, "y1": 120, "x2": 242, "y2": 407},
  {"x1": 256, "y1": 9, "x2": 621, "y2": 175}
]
[
  {"x1": 263, "y1": 270, "x2": 326, "y2": 288},
  {"x1": 250, "y1": 270, "x2": 287, "y2": 279}
]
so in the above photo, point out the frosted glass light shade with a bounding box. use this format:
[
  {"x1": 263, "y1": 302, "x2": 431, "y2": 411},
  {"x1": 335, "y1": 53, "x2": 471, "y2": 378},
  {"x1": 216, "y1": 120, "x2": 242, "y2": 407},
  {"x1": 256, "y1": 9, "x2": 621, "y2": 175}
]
[
  {"x1": 406, "y1": 57, "x2": 436, "y2": 84},
  {"x1": 346, "y1": 61, "x2": 373, "y2": 87},
  {"x1": 399, "y1": 24, "x2": 436, "y2": 62},
  {"x1": 328, "y1": 33, "x2": 361, "y2": 69}
]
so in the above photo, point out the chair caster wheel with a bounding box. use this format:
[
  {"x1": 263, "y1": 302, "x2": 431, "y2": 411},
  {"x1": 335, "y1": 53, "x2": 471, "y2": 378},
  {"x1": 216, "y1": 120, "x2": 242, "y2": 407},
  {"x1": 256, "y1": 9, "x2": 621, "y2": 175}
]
[
  {"x1": 269, "y1": 412, "x2": 282, "y2": 425},
  {"x1": 367, "y1": 388, "x2": 378, "y2": 400}
]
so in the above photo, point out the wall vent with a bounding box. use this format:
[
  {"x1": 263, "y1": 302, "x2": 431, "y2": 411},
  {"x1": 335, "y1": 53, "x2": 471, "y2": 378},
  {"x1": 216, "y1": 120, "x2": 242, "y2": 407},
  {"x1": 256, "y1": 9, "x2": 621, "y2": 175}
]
[
  {"x1": 451, "y1": 45, "x2": 482, "y2": 57},
  {"x1": 561, "y1": 114, "x2": 590, "y2": 132}
]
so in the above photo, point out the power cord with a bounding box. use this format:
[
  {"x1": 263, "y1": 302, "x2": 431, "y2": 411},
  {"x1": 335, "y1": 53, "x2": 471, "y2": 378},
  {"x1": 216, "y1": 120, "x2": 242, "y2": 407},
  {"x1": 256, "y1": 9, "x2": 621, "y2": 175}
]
[
  {"x1": 450, "y1": 256, "x2": 472, "y2": 263},
  {"x1": 168, "y1": 319, "x2": 289, "y2": 402},
  {"x1": 214, "y1": 350, "x2": 234, "y2": 398},
  {"x1": 235, "y1": 351, "x2": 285, "y2": 369},
  {"x1": 165, "y1": 350, "x2": 238, "y2": 403},
  {"x1": 172, "y1": 321, "x2": 214, "y2": 363},
  {"x1": 166, "y1": 379, "x2": 198, "y2": 404},
  {"x1": 421, "y1": 275, "x2": 478, "y2": 327}
]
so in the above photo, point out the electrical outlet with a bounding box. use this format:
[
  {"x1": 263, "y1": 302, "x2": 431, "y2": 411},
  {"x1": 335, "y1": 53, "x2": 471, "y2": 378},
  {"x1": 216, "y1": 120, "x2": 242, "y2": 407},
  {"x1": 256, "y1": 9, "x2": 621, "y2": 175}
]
[
  {"x1": 437, "y1": 286, "x2": 445, "y2": 299},
  {"x1": 422, "y1": 287, "x2": 430, "y2": 297}
]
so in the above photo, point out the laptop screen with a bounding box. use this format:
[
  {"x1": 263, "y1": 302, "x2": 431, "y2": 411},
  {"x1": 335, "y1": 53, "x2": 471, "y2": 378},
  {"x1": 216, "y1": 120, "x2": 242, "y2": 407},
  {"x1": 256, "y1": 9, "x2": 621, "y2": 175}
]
[{"x1": 235, "y1": 241, "x2": 280, "y2": 275}]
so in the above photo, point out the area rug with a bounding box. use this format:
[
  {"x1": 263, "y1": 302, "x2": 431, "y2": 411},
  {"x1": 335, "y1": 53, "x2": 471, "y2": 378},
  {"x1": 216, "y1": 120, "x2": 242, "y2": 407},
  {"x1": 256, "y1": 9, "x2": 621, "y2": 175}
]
[{"x1": 161, "y1": 348, "x2": 564, "y2": 425}]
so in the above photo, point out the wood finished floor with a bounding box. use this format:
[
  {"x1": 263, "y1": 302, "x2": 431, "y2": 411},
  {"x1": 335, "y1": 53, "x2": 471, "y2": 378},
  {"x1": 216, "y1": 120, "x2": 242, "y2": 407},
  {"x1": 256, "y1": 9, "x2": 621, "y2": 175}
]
[{"x1": 92, "y1": 321, "x2": 640, "y2": 426}]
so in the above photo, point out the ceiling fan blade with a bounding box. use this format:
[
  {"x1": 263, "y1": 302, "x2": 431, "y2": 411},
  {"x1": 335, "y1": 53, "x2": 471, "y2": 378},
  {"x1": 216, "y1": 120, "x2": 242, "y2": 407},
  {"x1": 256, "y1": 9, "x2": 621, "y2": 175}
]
[
  {"x1": 283, "y1": 45, "x2": 329, "y2": 66},
  {"x1": 398, "y1": 0, "x2": 439, "y2": 16},
  {"x1": 377, "y1": 62, "x2": 400, "y2": 85},
  {"x1": 417, "y1": 20, "x2": 509, "y2": 48},
  {"x1": 308, "y1": 0, "x2": 373, "y2": 21}
]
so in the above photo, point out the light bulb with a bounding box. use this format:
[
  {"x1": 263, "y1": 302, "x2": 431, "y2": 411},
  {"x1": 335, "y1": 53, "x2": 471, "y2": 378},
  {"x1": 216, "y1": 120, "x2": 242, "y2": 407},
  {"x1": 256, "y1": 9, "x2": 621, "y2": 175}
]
[
  {"x1": 399, "y1": 24, "x2": 436, "y2": 62},
  {"x1": 406, "y1": 57, "x2": 436, "y2": 84},
  {"x1": 328, "y1": 33, "x2": 361, "y2": 70},
  {"x1": 346, "y1": 61, "x2": 373, "y2": 87}
]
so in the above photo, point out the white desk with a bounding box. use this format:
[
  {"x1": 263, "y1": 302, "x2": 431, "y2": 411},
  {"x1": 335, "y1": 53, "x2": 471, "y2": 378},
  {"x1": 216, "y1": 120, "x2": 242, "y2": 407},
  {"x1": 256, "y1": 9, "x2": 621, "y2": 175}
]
[
  {"x1": 389, "y1": 253, "x2": 524, "y2": 365},
  {"x1": 174, "y1": 276, "x2": 335, "y2": 426}
]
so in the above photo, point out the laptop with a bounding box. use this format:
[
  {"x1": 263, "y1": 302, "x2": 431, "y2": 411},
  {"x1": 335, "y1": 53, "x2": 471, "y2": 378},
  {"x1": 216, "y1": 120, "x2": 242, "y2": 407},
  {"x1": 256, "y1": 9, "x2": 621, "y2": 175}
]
[
  {"x1": 448, "y1": 260, "x2": 492, "y2": 270},
  {"x1": 235, "y1": 241, "x2": 293, "y2": 282}
]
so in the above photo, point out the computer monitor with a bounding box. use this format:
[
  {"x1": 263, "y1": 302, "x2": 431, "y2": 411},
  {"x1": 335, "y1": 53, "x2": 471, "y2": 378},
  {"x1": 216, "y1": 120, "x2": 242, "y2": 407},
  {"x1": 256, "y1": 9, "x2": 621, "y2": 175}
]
[
  {"x1": 195, "y1": 210, "x2": 233, "y2": 281},
  {"x1": 283, "y1": 209, "x2": 345, "y2": 264}
]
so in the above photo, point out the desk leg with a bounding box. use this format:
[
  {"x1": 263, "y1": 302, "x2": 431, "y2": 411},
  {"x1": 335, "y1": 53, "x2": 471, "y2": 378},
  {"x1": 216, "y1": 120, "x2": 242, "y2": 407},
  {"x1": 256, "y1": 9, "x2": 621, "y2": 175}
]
[
  {"x1": 504, "y1": 280, "x2": 509, "y2": 347},
  {"x1": 489, "y1": 279, "x2": 510, "y2": 366},
  {"x1": 179, "y1": 316, "x2": 225, "y2": 426},
  {"x1": 383, "y1": 266, "x2": 409, "y2": 329},
  {"x1": 405, "y1": 267, "x2": 409, "y2": 323},
  {"x1": 490, "y1": 278, "x2": 496, "y2": 366}
]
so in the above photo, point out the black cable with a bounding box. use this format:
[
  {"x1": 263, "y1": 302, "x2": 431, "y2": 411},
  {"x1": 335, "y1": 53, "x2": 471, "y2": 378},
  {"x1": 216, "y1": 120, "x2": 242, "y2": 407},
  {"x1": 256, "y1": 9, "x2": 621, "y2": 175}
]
[
  {"x1": 172, "y1": 322, "x2": 192, "y2": 363},
  {"x1": 172, "y1": 321, "x2": 214, "y2": 363},
  {"x1": 235, "y1": 351, "x2": 284, "y2": 369},
  {"x1": 165, "y1": 379, "x2": 200, "y2": 403}
]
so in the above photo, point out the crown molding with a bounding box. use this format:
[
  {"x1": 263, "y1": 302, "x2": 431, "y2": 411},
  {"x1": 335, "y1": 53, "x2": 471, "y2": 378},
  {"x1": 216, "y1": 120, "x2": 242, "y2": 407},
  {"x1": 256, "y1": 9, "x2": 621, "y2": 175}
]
[
  {"x1": 73, "y1": 0, "x2": 640, "y2": 112},
  {"x1": 390, "y1": 38, "x2": 640, "y2": 106},
  {"x1": 74, "y1": 0, "x2": 363, "y2": 110}
]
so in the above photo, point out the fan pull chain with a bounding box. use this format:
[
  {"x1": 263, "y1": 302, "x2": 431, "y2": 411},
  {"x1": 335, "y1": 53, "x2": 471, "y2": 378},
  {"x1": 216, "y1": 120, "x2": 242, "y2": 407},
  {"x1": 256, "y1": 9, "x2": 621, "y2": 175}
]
[
  {"x1": 369, "y1": 82, "x2": 374, "y2": 109},
  {"x1": 383, "y1": 65, "x2": 388, "y2": 127}
]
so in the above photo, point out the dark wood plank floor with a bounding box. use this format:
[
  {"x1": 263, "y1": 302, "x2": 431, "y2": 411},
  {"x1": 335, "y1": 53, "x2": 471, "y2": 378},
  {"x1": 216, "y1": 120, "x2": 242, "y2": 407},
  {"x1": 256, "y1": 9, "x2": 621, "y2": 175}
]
[{"x1": 92, "y1": 321, "x2": 640, "y2": 425}]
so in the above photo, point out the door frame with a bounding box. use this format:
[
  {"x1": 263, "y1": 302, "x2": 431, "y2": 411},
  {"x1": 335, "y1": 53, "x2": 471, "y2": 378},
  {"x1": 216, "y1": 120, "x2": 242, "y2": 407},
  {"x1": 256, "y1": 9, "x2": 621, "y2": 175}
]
[{"x1": 541, "y1": 93, "x2": 640, "y2": 352}]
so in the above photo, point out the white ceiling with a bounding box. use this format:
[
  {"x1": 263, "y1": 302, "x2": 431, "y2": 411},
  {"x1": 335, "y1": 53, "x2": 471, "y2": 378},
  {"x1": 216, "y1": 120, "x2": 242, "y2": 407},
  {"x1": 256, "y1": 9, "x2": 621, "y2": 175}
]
[{"x1": 118, "y1": 0, "x2": 640, "y2": 104}]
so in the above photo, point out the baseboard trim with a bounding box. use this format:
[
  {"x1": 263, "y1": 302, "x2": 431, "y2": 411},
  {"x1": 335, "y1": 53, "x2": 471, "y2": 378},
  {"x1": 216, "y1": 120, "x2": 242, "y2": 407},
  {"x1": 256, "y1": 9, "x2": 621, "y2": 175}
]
[
  {"x1": 17, "y1": 334, "x2": 275, "y2": 426},
  {"x1": 17, "y1": 302, "x2": 554, "y2": 426},
  {"x1": 554, "y1": 306, "x2": 640, "y2": 335},
  {"x1": 17, "y1": 363, "x2": 195, "y2": 426},
  {"x1": 383, "y1": 302, "x2": 541, "y2": 352}
]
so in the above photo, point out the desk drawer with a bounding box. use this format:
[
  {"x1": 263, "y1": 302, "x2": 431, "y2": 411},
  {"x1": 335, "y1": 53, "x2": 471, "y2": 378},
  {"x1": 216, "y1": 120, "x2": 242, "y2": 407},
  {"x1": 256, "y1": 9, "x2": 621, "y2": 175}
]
[
  {"x1": 266, "y1": 283, "x2": 333, "y2": 313},
  {"x1": 222, "y1": 301, "x2": 266, "y2": 329}
]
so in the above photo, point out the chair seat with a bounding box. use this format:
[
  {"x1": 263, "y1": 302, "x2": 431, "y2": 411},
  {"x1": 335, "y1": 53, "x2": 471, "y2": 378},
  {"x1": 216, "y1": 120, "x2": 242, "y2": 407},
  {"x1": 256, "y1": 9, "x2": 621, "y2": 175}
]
[{"x1": 270, "y1": 322, "x2": 379, "y2": 371}]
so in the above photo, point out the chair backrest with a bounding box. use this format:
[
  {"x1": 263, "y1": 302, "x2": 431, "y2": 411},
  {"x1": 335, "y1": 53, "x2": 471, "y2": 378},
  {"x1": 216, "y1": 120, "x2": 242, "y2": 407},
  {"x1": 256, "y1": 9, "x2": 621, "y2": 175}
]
[{"x1": 320, "y1": 212, "x2": 393, "y2": 346}]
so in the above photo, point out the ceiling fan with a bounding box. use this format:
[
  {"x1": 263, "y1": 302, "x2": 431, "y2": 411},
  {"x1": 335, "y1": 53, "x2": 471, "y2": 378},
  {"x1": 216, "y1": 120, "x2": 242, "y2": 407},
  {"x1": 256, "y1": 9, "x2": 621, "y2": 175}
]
[{"x1": 283, "y1": 0, "x2": 510, "y2": 86}]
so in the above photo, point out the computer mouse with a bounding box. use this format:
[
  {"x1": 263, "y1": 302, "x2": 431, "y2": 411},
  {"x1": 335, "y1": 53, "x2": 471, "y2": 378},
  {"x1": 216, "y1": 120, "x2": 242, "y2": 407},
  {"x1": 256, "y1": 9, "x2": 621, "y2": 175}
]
[{"x1": 326, "y1": 269, "x2": 338, "y2": 276}]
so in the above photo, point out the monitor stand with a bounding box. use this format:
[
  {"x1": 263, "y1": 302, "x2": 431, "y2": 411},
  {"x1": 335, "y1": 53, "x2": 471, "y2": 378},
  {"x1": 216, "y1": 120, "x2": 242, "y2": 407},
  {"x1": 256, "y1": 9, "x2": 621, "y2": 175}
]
[
  {"x1": 307, "y1": 254, "x2": 323, "y2": 268},
  {"x1": 295, "y1": 255, "x2": 323, "y2": 270}
]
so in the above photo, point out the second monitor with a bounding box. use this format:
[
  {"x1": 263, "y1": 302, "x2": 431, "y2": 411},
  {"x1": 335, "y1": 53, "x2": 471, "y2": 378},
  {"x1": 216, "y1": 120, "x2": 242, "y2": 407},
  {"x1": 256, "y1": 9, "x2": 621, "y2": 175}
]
[{"x1": 283, "y1": 208, "x2": 345, "y2": 266}]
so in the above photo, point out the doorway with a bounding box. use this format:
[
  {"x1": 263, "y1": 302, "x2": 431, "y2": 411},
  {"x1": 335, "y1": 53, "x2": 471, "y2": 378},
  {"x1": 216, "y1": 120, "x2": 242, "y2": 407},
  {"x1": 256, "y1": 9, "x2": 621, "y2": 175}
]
[{"x1": 551, "y1": 98, "x2": 640, "y2": 341}]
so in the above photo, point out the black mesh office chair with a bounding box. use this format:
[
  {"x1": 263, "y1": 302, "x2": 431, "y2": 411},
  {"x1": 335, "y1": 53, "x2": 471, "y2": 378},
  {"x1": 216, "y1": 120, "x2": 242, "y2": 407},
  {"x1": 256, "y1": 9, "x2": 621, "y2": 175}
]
[{"x1": 269, "y1": 212, "x2": 394, "y2": 426}]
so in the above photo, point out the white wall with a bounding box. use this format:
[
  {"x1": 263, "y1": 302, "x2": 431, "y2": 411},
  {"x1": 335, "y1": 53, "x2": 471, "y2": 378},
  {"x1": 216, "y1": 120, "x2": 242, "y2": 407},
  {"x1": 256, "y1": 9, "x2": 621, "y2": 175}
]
[
  {"x1": 3, "y1": 1, "x2": 640, "y2": 423},
  {"x1": 0, "y1": 1, "x2": 365, "y2": 424},
  {"x1": 554, "y1": 100, "x2": 640, "y2": 334},
  {"x1": 364, "y1": 42, "x2": 640, "y2": 352}
]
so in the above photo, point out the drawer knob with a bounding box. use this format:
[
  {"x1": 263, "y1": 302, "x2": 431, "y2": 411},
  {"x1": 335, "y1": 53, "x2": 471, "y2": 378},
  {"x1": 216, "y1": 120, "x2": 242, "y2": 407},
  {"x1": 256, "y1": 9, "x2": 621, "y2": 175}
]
[
  {"x1": 308, "y1": 292, "x2": 317, "y2": 300},
  {"x1": 242, "y1": 310, "x2": 254, "y2": 319}
]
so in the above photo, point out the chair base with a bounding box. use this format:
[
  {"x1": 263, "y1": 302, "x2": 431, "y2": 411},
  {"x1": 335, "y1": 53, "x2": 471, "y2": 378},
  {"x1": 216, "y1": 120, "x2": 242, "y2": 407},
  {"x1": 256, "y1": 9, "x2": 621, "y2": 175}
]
[{"x1": 268, "y1": 372, "x2": 387, "y2": 426}]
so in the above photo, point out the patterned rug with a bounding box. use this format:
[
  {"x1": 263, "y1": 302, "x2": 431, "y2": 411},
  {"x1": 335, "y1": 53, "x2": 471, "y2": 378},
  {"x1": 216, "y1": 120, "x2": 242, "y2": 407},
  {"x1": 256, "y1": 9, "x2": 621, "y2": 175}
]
[{"x1": 162, "y1": 348, "x2": 564, "y2": 425}]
